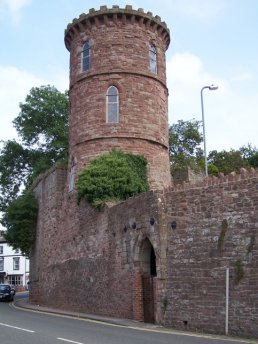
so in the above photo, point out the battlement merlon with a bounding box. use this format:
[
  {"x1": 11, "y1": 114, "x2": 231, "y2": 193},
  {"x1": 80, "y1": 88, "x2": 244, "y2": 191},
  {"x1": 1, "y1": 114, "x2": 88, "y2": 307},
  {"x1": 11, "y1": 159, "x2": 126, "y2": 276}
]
[{"x1": 64, "y1": 5, "x2": 170, "y2": 51}]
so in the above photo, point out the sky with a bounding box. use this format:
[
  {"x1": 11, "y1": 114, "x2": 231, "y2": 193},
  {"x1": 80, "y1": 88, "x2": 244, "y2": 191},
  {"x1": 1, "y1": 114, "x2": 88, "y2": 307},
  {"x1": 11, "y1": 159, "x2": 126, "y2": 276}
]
[{"x1": 0, "y1": 0, "x2": 258, "y2": 154}]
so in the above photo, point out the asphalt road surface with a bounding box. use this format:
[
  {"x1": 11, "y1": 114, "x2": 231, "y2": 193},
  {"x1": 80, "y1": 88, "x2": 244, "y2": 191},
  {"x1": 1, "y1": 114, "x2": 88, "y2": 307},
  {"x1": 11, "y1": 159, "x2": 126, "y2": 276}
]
[{"x1": 0, "y1": 293, "x2": 254, "y2": 344}]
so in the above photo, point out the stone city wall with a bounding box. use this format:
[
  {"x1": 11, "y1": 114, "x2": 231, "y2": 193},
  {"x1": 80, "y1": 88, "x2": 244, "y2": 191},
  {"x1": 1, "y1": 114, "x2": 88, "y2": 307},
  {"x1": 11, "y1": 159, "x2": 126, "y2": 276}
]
[
  {"x1": 30, "y1": 167, "x2": 258, "y2": 338},
  {"x1": 164, "y1": 168, "x2": 258, "y2": 337}
]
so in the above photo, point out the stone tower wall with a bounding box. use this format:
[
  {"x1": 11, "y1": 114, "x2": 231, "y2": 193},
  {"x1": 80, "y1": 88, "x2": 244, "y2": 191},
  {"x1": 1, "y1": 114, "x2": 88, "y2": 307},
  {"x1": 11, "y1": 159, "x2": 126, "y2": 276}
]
[{"x1": 65, "y1": 6, "x2": 171, "y2": 190}]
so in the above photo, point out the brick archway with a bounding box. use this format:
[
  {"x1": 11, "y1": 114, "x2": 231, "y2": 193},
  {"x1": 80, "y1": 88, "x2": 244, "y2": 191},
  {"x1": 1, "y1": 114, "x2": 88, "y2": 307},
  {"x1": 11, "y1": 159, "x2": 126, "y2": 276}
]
[{"x1": 133, "y1": 236, "x2": 157, "y2": 323}]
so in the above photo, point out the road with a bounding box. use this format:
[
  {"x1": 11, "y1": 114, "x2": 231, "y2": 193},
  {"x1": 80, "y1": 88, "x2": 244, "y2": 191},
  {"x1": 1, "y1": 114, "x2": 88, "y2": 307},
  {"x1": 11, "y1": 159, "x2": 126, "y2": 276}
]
[{"x1": 0, "y1": 293, "x2": 254, "y2": 344}]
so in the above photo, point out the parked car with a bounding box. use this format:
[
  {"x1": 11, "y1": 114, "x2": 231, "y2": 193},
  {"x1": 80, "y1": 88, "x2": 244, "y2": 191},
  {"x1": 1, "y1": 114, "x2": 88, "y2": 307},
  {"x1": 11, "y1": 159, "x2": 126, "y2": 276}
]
[{"x1": 0, "y1": 284, "x2": 14, "y2": 302}]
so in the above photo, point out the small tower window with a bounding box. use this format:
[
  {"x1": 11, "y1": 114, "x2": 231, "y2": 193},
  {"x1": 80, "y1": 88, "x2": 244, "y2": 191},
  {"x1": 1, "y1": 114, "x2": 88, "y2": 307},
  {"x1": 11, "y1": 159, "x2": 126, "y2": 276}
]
[
  {"x1": 106, "y1": 86, "x2": 119, "y2": 123},
  {"x1": 82, "y1": 41, "x2": 91, "y2": 72},
  {"x1": 149, "y1": 44, "x2": 157, "y2": 74}
]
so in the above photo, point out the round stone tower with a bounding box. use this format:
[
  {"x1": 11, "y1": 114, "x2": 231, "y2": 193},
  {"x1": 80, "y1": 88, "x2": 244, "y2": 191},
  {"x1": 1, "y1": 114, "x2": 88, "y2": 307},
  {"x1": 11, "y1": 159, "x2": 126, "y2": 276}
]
[{"x1": 65, "y1": 5, "x2": 171, "y2": 190}]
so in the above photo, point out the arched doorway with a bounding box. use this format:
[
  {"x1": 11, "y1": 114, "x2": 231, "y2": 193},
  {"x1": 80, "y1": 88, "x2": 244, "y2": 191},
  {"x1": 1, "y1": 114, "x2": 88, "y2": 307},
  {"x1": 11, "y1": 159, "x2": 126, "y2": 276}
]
[{"x1": 135, "y1": 237, "x2": 157, "y2": 323}]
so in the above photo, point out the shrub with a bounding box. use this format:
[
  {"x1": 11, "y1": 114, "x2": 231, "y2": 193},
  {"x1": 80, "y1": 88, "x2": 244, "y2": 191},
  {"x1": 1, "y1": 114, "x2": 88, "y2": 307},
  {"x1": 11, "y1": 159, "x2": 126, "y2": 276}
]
[{"x1": 76, "y1": 150, "x2": 149, "y2": 208}]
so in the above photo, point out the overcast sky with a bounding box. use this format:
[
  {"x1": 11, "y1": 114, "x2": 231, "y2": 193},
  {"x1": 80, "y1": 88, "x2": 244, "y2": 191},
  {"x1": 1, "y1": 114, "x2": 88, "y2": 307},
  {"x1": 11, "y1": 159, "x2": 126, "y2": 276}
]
[{"x1": 1, "y1": 0, "x2": 258, "y2": 153}]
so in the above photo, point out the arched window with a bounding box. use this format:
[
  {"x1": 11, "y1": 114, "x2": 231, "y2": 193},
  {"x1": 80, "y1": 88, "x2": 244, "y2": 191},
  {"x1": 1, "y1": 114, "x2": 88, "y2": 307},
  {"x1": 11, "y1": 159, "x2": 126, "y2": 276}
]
[
  {"x1": 82, "y1": 41, "x2": 91, "y2": 72},
  {"x1": 106, "y1": 86, "x2": 119, "y2": 123},
  {"x1": 149, "y1": 44, "x2": 157, "y2": 74}
]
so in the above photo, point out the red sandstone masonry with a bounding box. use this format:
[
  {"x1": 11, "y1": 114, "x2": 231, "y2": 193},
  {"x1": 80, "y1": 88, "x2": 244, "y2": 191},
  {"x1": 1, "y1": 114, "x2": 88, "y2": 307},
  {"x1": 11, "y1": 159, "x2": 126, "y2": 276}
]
[
  {"x1": 65, "y1": 5, "x2": 171, "y2": 190},
  {"x1": 163, "y1": 168, "x2": 258, "y2": 337},
  {"x1": 133, "y1": 272, "x2": 144, "y2": 322},
  {"x1": 30, "y1": 166, "x2": 258, "y2": 338},
  {"x1": 29, "y1": 4, "x2": 258, "y2": 339}
]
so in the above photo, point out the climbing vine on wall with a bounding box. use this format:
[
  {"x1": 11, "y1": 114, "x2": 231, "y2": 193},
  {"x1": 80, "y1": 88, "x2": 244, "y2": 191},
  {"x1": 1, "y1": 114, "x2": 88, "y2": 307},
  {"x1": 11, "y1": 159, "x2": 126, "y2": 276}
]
[
  {"x1": 247, "y1": 234, "x2": 256, "y2": 254},
  {"x1": 76, "y1": 150, "x2": 149, "y2": 208},
  {"x1": 217, "y1": 219, "x2": 228, "y2": 254},
  {"x1": 235, "y1": 259, "x2": 245, "y2": 284}
]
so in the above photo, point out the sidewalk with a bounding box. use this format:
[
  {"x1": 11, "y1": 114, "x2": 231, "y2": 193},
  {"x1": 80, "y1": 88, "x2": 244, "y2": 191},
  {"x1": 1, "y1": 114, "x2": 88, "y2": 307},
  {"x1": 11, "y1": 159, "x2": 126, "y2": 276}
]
[
  {"x1": 14, "y1": 293, "x2": 163, "y2": 330},
  {"x1": 13, "y1": 293, "x2": 257, "y2": 343}
]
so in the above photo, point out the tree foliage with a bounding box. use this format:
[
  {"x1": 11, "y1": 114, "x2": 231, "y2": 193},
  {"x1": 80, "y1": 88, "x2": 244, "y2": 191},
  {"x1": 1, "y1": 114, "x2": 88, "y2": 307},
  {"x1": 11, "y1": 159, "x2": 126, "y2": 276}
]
[
  {"x1": 76, "y1": 150, "x2": 149, "y2": 208},
  {"x1": 2, "y1": 192, "x2": 38, "y2": 257},
  {"x1": 0, "y1": 85, "x2": 68, "y2": 211},
  {"x1": 0, "y1": 85, "x2": 68, "y2": 253},
  {"x1": 13, "y1": 85, "x2": 68, "y2": 153},
  {"x1": 169, "y1": 119, "x2": 203, "y2": 172},
  {"x1": 169, "y1": 120, "x2": 258, "y2": 176},
  {"x1": 240, "y1": 144, "x2": 258, "y2": 168},
  {"x1": 208, "y1": 149, "x2": 249, "y2": 175},
  {"x1": 208, "y1": 144, "x2": 258, "y2": 175}
]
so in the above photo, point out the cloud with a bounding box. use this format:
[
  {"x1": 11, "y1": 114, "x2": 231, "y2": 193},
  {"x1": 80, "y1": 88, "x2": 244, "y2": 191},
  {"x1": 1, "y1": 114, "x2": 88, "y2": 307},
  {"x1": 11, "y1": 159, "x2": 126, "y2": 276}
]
[
  {"x1": 0, "y1": 66, "x2": 47, "y2": 142},
  {"x1": 231, "y1": 72, "x2": 253, "y2": 82},
  {"x1": 166, "y1": 52, "x2": 258, "y2": 151},
  {"x1": 170, "y1": 0, "x2": 225, "y2": 21},
  {"x1": 167, "y1": 52, "x2": 226, "y2": 116},
  {"x1": 2, "y1": 0, "x2": 31, "y2": 24}
]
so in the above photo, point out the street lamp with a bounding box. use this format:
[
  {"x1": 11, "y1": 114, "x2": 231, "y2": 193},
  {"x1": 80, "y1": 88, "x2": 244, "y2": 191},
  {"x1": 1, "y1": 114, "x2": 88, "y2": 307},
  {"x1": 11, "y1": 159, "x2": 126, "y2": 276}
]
[{"x1": 201, "y1": 84, "x2": 218, "y2": 176}]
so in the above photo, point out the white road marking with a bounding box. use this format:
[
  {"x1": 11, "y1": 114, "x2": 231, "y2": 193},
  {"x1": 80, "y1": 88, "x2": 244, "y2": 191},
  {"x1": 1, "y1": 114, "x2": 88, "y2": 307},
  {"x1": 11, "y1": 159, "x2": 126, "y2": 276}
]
[
  {"x1": 0, "y1": 322, "x2": 35, "y2": 333},
  {"x1": 58, "y1": 338, "x2": 84, "y2": 344}
]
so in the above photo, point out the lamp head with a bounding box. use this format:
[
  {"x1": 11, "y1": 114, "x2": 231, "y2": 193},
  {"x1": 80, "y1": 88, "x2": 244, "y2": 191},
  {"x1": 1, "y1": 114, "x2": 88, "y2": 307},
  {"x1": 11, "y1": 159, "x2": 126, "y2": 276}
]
[{"x1": 208, "y1": 84, "x2": 218, "y2": 91}]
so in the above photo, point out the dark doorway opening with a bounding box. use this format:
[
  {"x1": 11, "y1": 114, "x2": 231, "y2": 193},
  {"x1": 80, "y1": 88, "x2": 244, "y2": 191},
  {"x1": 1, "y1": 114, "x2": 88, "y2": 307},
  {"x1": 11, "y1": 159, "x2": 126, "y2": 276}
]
[
  {"x1": 150, "y1": 246, "x2": 157, "y2": 277},
  {"x1": 139, "y1": 238, "x2": 157, "y2": 323}
]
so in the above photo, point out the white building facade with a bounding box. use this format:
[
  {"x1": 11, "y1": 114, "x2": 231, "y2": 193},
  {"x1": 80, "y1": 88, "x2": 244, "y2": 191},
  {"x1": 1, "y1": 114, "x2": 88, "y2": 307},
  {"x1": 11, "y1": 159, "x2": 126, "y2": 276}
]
[{"x1": 0, "y1": 234, "x2": 29, "y2": 291}]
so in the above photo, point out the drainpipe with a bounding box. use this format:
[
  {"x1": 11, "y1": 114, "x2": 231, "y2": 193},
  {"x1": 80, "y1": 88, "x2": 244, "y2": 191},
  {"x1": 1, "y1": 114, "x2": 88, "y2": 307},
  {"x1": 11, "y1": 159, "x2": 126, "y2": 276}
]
[{"x1": 225, "y1": 268, "x2": 229, "y2": 335}]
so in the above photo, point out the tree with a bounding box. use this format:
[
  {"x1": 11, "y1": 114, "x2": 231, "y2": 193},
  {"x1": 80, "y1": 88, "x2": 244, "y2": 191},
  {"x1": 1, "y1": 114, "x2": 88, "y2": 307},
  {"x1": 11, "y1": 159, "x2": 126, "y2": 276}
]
[
  {"x1": 0, "y1": 85, "x2": 68, "y2": 253},
  {"x1": 169, "y1": 120, "x2": 258, "y2": 177},
  {"x1": 208, "y1": 149, "x2": 249, "y2": 175},
  {"x1": 1, "y1": 192, "x2": 38, "y2": 257},
  {"x1": 239, "y1": 144, "x2": 258, "y2": 168},
  {"x1": 169, "y1": 119, "x2": 203, "y2": 172},
  {"x1": 0, "y1": 85, "x2": 68, "y2": 211},
  {"x1": 13, "y1": 85, "x2": 68, "y2": 154}
]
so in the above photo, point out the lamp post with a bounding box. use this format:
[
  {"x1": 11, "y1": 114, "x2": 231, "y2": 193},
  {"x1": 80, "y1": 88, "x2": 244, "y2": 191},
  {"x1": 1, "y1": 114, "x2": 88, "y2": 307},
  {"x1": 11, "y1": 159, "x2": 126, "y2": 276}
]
[{"x1": 201, "y1": 84, "x2": 218, "y2": 176}]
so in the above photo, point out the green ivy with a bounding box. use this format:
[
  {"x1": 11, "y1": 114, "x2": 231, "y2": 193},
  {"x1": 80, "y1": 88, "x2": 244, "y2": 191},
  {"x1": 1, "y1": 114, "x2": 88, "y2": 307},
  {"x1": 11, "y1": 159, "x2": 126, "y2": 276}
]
[
  {"x1": 217, "y1": 219, "x2": 228, "y2": 254},
  {"x1": 76, "y1": 150, "x2": 149, "y2": 208},
  {"x1": 235, "y1": 259, "x2": 244, "y2": 284},
  {"x1": 247, "y1": 234, "x2": 256, "y2": 254},
  {"x1": 1, "y1": 192, "x2": 38, "y2": 257}
]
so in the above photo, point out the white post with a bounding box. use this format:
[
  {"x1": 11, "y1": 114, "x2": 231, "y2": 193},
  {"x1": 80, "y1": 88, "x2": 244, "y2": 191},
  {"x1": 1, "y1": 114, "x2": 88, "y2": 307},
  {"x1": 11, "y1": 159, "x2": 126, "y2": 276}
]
[{"x1": 225, "y1": 268, "x2": 229, "y2": 335}]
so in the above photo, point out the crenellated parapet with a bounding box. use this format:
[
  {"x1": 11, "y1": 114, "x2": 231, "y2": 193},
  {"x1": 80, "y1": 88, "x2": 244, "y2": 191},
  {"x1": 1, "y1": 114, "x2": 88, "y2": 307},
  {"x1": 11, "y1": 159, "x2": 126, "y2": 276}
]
[
  {"x1": 168, "y1": 168, "x2": 258, "y2": 192},
  {"x1": 65, "y1": 5, "x2": 170, "y2": 51}
]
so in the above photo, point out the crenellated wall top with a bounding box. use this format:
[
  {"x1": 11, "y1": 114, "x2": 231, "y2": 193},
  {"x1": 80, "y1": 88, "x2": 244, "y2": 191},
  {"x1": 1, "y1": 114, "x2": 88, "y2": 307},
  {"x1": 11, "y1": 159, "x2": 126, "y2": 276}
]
[
  {"x1": 168, "y1": 168, "x2": 258, "y2": 192},
  {"x1": 65, "y1": 5, "x2": 170, "y2": 51}
]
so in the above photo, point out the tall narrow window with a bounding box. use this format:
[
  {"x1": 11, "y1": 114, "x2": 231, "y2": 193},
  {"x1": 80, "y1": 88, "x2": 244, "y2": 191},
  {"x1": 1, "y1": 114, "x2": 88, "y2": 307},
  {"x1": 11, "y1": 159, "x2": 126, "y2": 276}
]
[
  {"x1": 0, "y1": 258, "x2": 4, "y2": 271},
  {"x1": 149, "y1": 44, "x2": 157, "y2": 74},
  {"x1": 82, "y1": 41, "x2": 91, "y2": 72},
  {"x1": 13, "y1": 257, "x2": 20, "y2": 270},
  {"x1": 0, "y1": 246, "x2": 3, "y2": 254},
  {"x1": 106, "y1": 86, "x2": 119, "y2": 123}
]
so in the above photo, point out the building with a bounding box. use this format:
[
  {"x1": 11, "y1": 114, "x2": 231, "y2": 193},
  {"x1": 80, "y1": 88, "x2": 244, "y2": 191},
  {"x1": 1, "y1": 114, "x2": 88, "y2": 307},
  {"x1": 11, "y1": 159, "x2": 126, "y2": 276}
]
[
  {"x1": 0, "y1": 232, "x2": 29, "y2": 290},
  {"x1": 29, "y1": 6, "x2": 258, "y2": 338}
]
